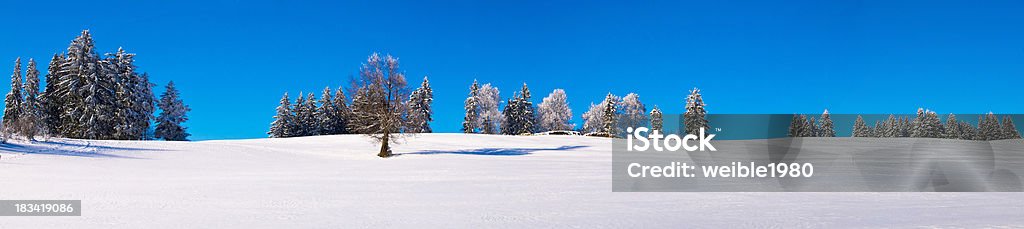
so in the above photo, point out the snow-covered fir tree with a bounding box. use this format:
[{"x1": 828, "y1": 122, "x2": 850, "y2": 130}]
[
  {"x1": 302, "y1": 93, "x2": 318, "y2": 135},
  {"x1": 315, "y1": 87, "x2": 341, "y2": 135},
  {"x1": 683, "y1": 88, "x2": 709, "y2": 136},
  {"x1": 3, "y1": 58, "x2": 24, "y2": 135},
  {"x1": 871, "y1": 120, "x2": 884, "y2": 137},
  {"x1": 501, "y1": 94, "x2": 520, "y2": 135},
  {"x1": 617, "y1": 93, "x2": 647, "y2": 135},
  {"x1": 818, "y1": 109, "x2": 835, "y2": 137},
  {"x1": 461, "y1": 80, "x2": 480, "y2": 133},
  {"x1": 331, "y1": 87, "x2": 350, "y2": 134},
  {"x1": 346, "y1": 53, "x2": 412, "y2": 158},
  {"x1": 978, "y1": 112, "x2": 1000, "y2": 141},
  {"x1": 883, "y1": 115, "x2": 898, "y2": 138},
  {"x1": 268, "y1": 92, "x2": 295, "y2": 138},
  {"x1": 958, "y1": 121, "x2": 976, "y2": 140},
  {"x1": 601, "y1": 93, "x2": 617, "y2": 136},
  {"x1": 406, "y1": 76, "x2": 433, "y2": 133},
  {"x1": 154, "y1": 81, "x2": 190, "y2": 141},
  {"x1": 516, "y1": 83, "x2": 535, "y2": 134},
  {"x1": 40, "y1": 54, "x2": 64, "y2": 135},
  {"x1": 476, "y1": 83, "x2": 501, "y2": 134},
  {"x1": 292, "y1": 92, "x2": 310, "y2": 136},
  {"x1": 1002, "y1": 116, "x2": 1021, "y2": 139},
  {"x1": 852, "y1": 115, "x2": 869, "y2": 137},
  {"x1": 789, "y1": 114, "x2": 805, "y2": 137},
  {"x1": 20, "y1": 59, "x2": 42, "y2": 139},
  {"x1": 649, "y1": 106, "x2": 663, "y2": 133},
  {"x1": 537, "y1": 89, "x2": 573, "y2": 131},
  {"x1": 581, "y1": 93, "x2": 619, "y2": 134},
  {"x1": 807, "y1": 117, "x2": 818, "y2": 137},
  {"x1": 943, "y1": 114, "x2": 959, "y2": 139}
]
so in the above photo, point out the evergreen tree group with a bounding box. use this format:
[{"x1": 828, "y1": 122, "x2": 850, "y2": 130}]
[
  {"x1": 789, "y1": 110, "x2": 837, "y2": 137},
  {"x1": 848, "y1": 109, "x2": 1021, "y2": 140},
  {"x1": 2, "y1": 30, "x2": 189, "y2": 141},
  {"x1": 501, "y1": 83, "x2": 536, "y2": 135}
]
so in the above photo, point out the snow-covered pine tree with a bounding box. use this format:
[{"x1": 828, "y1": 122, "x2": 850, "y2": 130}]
[
  {"x1": 617, "y1": 93, "x2": 647, "y2": 136},
  {"x1": 979, "y1": 112, "x2": 1000, "y2": 141},
  {"x1": 943, "y1": 114, "x2": 959, "y2": 139},
  {"x1": 19, "y1": 59, "x2": 42, "y2": 139},
  {"x1": 898, "y1": 116, "x2": 911, "y2": 137},
  {"x1": 405, "y1": 76, "x2": 433, "y2": 133},
  {"x1": 154, "y1": 81, "x2": 190, "y2": 141},
  {"x1": 476, "y1": 83, "x2": 501, "y2": 134},
  {"x1": 922, "y1": 111, "x2": 942, "y2": 138},
  {"x1": 789, "y1": 114, "x2": 804, "y2": 137},
  {"x1": 462, "y1": 80, "x2": 480, "y2": 133},
  {"x1": 819, "y1": 109, "x2": 835, "y2": 137},
  {"x1": 516, "y1": 83, "x2": 535, "y2": 134},
  {"x1": 958, "y1": 121, "x2": 976, "y2": 140},
  {"x1": 268, "y1": 92, "x2": 295, "y2": 138},
  {"x1": 346, "y1": 53, "x2": 412, "y2": 158},
  {"x1": 649, "y1": 106, "x2": 663, "y2": 133},
  {"x1": 683, "y1": 88, "x2": 709, "y2": 136},
  {"x1": 601, "y1": 93, "x2": 617, "y2": 136},
  {"x1": 332, "y1": 87, "x2": 350, "y2": 134},
  {"x1": 292, "y1": 92, "x2": 309, "y2": 136},
  {"x1": 500, "y1": 94, "x2": 519, "y2": 135},
  {"x1": 316, "y1": 87, "x2": 339, "y2": 135},
  {"x1": 40, "y1": 54, "x2": 64, "y2": 135},
  {"x1": 538, "y1": 89, "x2": 573, "y2": 131},
  {"x1": 303, "y1": 93, "x2": 318, "y2": 135},
  {"x1": 3, "y1": 58, "x2": 24, "y2": 135},
  {"x1": 1002, "y1": 116, "x2": 1021, "y2": 139},
  {"x1": 910, "y1": 111, "x2": 928, "y2": 138},
  {"x1": 852, "y1": 115, "x2": 869, "y2": 137},
  {"x1": 883, "y1": 114, "x2": 898, "y2": 138},
  {"x1": 807, "y1": 117, "x2": 818, "y2": 137}
]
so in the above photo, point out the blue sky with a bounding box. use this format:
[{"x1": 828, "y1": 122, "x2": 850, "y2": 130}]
[{"x1": 1, "y1": 0, "x2": 1022, "y2": 140}]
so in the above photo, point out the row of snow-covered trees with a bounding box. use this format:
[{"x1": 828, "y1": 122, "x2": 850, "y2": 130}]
[
  {"x1": 2, "y1": 30, "x2": 191, "y2": 141},
  {"x1": 461, "y1": 84, "x2": 710, "y2": 137},
  {"x1": 267, "y1": 53, "x2": 435, "y2": 138},
  {"x1": 788, "y1": 110, "x2": 837, "y2": 137},
  {"x1": 851, "y1": 109, "x2": 1020, "y2": 140}
]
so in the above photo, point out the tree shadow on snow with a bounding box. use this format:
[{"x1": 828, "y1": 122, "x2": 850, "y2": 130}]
[
  {"x1": 400, "y1": 145, "x2": 589, "y2": 156},
  {"x1": 0, "y1": 141, "x2": 153, "y2": 159}
]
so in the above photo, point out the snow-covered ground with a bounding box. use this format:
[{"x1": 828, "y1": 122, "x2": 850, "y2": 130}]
[{"x1": 0, "y1": 134, "x2": 1021, "y2": 228}]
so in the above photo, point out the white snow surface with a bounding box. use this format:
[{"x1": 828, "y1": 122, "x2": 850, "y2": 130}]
[{"x1": 0, "y1": 134, "x2": 1021, "y2": 228}]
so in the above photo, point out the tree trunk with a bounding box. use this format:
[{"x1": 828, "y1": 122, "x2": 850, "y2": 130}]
[{"x1": 378, "y1": 133, "x2": 391, "y2": 158}]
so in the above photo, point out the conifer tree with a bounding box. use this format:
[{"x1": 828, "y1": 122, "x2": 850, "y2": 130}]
[
  {"x1": 943, "y1": 114, "x2": 959, "y2": 139},
  {"x1": 807, "y1": 117, "x2": 818, "y2": 137},
  {"x1": 818, "y1": 109, "x2": 835, "y2": 137},
  {"x1": 649, "y1": 106, "x2": 663, "y2": 133},
  {"x1": 406, "y1": 76, "x2": 433, "y2": 133},
  {"x1": 1001, "y1": 116, "x2": 1021, "y2": 139},
  {"x1": 315, "y1": 87, "x2": 339, "y2": 135},
  {"x1": 332, "y1": 87, "x2": 350, "y2": 134},
  {"x1": 852, "y1": 115, "x2": 869, "y2": 137},
  {"x1": 979, "y1": 112, "x2": 1001, "y2": 141},
  {"x1": 303, "y1": 93, "x2": 318, "y2": 135},
  {"x1": 788, "y1": 114, "x2": 804, "y2": 137},
  {"x1": 601, "y1": 93, "x2": 617, "y2": 136},
  {"x1": 292, "y1": 93, "x2": 309, "y2": 136},
  {"x1": 40, "y1": 54, "x2": 64, "y2": 135},
  {"x1": 462, "y1": 80, "x2": 480, "y2": 133},
  {"x1": 683, "y1": 88, "x2": 709, "y2": 136},
  {"x1": 20, "y1": 59, "x2": 42, "y2": 139},
  {"x1": 3, "y1": 58, "x2": 24, "y2": 135},
  {"x1": 154, "y1": 81, "x2": 190, "y2": 141},
  {"x1": 268, "y1": 92, "x2": 295, "y2": 138}
]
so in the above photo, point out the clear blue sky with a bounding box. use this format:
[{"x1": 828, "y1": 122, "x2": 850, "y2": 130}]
[{"x1": 1, "y1": 0, "x2": 1022, "y2": 140}]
